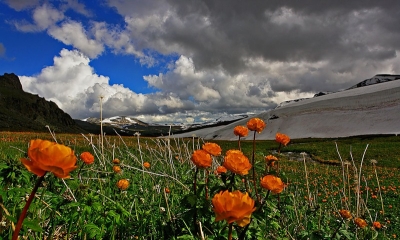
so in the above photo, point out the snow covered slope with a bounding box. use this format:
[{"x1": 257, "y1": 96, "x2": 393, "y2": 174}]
[{"x1": 171, "y1": 78, "x2": 400, "y2": 140}]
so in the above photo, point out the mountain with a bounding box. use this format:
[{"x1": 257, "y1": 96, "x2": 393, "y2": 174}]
[
  {"x1": 0, "y1": 73, "x2": 85, "y2": 133},
  {"x1": 172, "y1": 75, "x2": 400, "y2": 140},
  {"x1": 348, "y1": 74, "x2": 400, "y2": 89},
  {"x1": 76, "y1": 114, "x2": 248, "y2": 136}
]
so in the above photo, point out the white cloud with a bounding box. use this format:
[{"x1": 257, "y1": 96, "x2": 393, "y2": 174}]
[
  {"x1": 33, "y1": 4, "x2": 65, "y2": 30},
  {"x1": 48, "y1": 21, "x2": 104, "y2": 58},
  {"x1": 18, "y1": 49, "x2": 193, "y2": 120},
  {"x1": 19, "y1": 49, "x2": 109, "y2": 108}
]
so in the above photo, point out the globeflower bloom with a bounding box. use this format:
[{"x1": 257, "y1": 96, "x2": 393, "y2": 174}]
[
  {"x1": 373, "y1": 221, "x2": 382, "y2": 229},
  {"x1": 143, "y1": 162, "x2": 151, "y2": 169},
  {"x1": 202, "y1": 142, "x2": 222, "y2": 156},
  {"x1": 112, "y1": 158, "x2": 120, "y2": 164},
  {"x1": 339, "y1": 209, "x2": 352, "y2": 219},
  {"x1": 265, "y1": 155, "x2": 278, "y2": 166},
  {"x1": 275, "y1": 133, "x2": 290, "y2": 146},
  {"x1": 216, "y1": 166, "x2": 227, "y2": 174},
  {"x1": 191, "y1": 149, "x2": 212, "y2": 168},
  {"x1": 117, "y1": 179, "x2": 129, "y2": 190},
  {"x1": 113, "y1": 165, "x2": 121, "y2": 173},
  {"x1": 354, "y1": 218, "x2": 368, "y2": 228},
  {"x1": 80, "y1": 152, "x2": 94, "y2": 165},
  {"x1": 212, "y1": 190, "x2": 256, "y2": 227},
  {"x1": 21, "y1": 139, "x2": 77, "y2": 179},
  {"x1": 246, "y1": 118, "x2": 266, "y2": 133},
  {"x1": 223, "y1": 150, "x2": 252, "y2": 175},
  {"x1": 260, "y1": 175, "x2": 285, "y2": 194},
  {"x1": 233, "y1": 126, "x2": 249, "y2": 137}
]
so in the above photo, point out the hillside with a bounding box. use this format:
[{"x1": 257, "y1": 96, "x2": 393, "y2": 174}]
[
  {"x1": 0, "y1": 73, "x2": 85, "y2": 133},
  {"x1": 172, "y1": 75, "x2": 400, "y2": 140}
]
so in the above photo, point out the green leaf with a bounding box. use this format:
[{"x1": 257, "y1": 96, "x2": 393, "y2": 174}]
[
  {"x1": 23, "y1": 219, "x2": 43, "y2": 232},
  {"x1": 4, "y1": 214, "x2": 17, "y2": 223},
  {"x1": 84, "y1": 223, "x2": 102, "y2": 239},
  {"x1": 183, "y1": 194, "x2": 197, "y2": 207}
]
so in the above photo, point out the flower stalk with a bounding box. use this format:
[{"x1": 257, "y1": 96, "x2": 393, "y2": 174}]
[{"x1": 12, "y1": 173, "x2": 47, "y2": 240}]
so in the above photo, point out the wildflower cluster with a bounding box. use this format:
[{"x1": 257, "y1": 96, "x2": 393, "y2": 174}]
[{"x1": 188, "y1": 117, "x2": 291, "y2": 238}]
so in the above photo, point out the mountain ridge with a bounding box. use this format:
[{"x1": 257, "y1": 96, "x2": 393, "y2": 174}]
[{"x1": 0, "y1": 73, "x2": 85, "y2": 133}]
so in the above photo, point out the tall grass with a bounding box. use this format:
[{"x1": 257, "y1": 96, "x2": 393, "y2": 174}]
[{"x1": 0, "y1": 132, "x2": 399, "y2": 239}]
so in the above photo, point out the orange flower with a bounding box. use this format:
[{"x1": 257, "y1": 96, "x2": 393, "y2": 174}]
[
  {"x1": 223, "y1": 150, "x2": 252, "y2": 175},
  {"x1": 113, "y1": 165, "x2": 121, "y2": 173},
  {"x1": 202, "y1": 142, "x2": 222, "y2": 156},
  {"x1": 246, "y1": 118, "x2": 266, "y2": 133},
  {"x1": 275, "y1": 133, "x2": 290, "y2": 146},
  {"x1": 116, "y1": 179, "x2": 129, "y2": 190},
  {"x1": 191, "y1": 149, "x2": 212, "y2": 168},
  {"x1": 373, "y1": 221, "x2": 382, "y2": 229},
  {"x1": 354, "y1": 218, "x2": 368, "y2": 228},
  {"x1": 164, "y1": 187, "x2": 171, "y2": 194},
  {"x1": 21, "y1": 139, "x2": 77, "y2": 179},
  {"x1": 112, "y1": 158, "x2": 120, "y2": 164},
  {"x1": 339, "y1": 209, "x2": 352, "y2": 219},
  {"x1": 265, "y1": 155, "x2": 278, "y2": 166},
  {"x1": 216, "y1": 166, "x2": 227, "y2": 174},
  {"x1": 212, "y1": 190, "x2": 256, "y2": 227},
  {"x1": 233, "y1": 126, "x2": 249, "y2": 137},
  {"x1": 143, "y1": 162, "x2": 151, "y2": 168},
  {"x1": 80, "y1": 152, "x2": 94, "y2": 165},
  {"x1": 260, "y1": 175, "x2": 285, "y2": 194},
  {"x1": 265, "y1": 155, "x2": 278, "y2": 162}
]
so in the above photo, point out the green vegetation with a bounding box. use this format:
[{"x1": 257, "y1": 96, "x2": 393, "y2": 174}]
[{"x1": 0, "y1": 132, "x2": 399, "y2": 239}]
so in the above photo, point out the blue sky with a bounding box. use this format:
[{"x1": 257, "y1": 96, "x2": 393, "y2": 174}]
[{"x1": 1, "y1": 0, "x2": 400, "y2": 123}]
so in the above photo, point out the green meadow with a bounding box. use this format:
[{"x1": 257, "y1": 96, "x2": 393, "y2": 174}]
[{"x1": 0, "y1": 131, "x2": 399, "y2": 239}]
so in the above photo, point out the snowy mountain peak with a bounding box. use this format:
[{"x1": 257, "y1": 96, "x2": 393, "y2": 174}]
[{"x1": 348, "y1": 74, "x2": 400, "y2": 89}]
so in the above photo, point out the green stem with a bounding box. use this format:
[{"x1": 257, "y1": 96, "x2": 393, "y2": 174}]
[
  {"x1": 330, "y1": 218, "x2": 344, "y2": 239},
  {"x1": 12, "y1": 173, "x2": 47, "y2": 240},
  {"x1": 256, "y1": 190, "x2": 270, "y2": 212},
  {"x1": 205, "y1": 169, "x2": 209, "y2": 200},
  {"x1": 193, "y1": 168, "x2": 199, "y2": 235},
  {"x1": 251, "y1": 131, "x2": 260, "y2": 202},
  {"x1": 228, "y1": 222, "x2": 233, "y2": 240}
]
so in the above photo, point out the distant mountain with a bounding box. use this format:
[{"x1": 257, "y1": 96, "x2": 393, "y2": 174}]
[
  {"x1": 0, "y1": 73, "x2": 85, "y2": 133},
  {"x1": 76, "y1": 114, "x2": 248, "y2": 136}
]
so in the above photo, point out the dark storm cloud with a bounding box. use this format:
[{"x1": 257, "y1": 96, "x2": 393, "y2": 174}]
[{"x1": 160, "y1": 0, "x2": 400, "y2": 74}]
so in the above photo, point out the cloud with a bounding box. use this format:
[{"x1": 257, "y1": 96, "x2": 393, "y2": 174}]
[
  {"x1": 12, "y1": 4, "x2": 64, "y2": 32},
  {"x1": 4, "y1": 0, "x2": 40, "y2": 11},
  {"x1": 48, "y1": 21, "x2": 104, "y2": 58},
  {"x1": 18, "y1": 49, "x2": 195, "y2": 121},
  {"x1": 18, "y1": 49, "x2": 301, "y2": 123},
  {"x1": 60, "y1": 0, "x2": 93, "y2": 17},
  {"x1": 107, "y1": 0, "x2": 400, "y2": 90},
  {"x1": 8, "y1": 1, "x2": 400, "y2": 123}
]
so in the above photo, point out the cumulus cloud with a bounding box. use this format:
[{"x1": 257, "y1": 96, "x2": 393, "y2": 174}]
[
  {"x1": 7, "y1": 1, "x2": 400, "y2": 123},
  {"x1": 108, "y1": 0, "x2": 400, "y2": 91},
  {"x1": 17, "y1": 49, "x2": 289, "y2": 123},
  {"x1": 48, "y1": 21, "x2": 104, "y2": 58},
  {"x1": 18, "y1": 49, "x2": 196, "y2": 121}
]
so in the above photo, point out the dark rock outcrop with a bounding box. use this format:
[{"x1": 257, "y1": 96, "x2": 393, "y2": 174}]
[{"x1": 0, "y1": 73, "x2": 85, "y2": 133}]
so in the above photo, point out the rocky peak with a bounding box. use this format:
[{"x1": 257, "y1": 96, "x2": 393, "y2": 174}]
[{"x1": 0, "y1": 73, "x2": 23, "y2": 91}]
